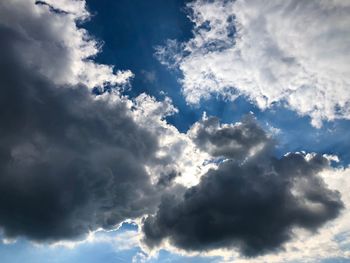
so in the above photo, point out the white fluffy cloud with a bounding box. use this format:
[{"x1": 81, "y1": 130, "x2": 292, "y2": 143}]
[{"x1": 157, "y1": 0, "x2": 350, "y2": 127}]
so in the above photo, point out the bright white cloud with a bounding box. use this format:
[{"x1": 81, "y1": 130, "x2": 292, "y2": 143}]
[
  {"x1": 157, "y1": 0, "x2": 350, "y2": 127},
  {"x1": 132, "y1": 94, "x2": 214, "y2": 187}
]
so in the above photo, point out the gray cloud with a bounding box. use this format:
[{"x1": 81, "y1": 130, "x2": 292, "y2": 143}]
[
  {"x1": 189, "y1": 114, "x2": 272, "y2": 160},
  {"x1": 0, "y1": 1, "x2": 345, "y2": 259},
  {"x1": 0, "y1": 4, "x2": 159, "y2": 242},
  {"x1": 143, "y1": 117, "x2": 343, "y2": 257}
]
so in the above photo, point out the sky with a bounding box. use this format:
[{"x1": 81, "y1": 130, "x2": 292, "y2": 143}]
[{"x1": 0, "y1": 0, "x2": 350, "y2": 262}]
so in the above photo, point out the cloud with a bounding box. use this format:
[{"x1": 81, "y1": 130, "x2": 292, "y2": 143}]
[
  {"x1": 0, "y1": 0, "x2": 213, "y2": 244},
  {"x1": 0, "y1": 0, "x2": 132, "y2": 89},
  {"x1": 156, "y1": 0, "x2": 350, "y2": 127},
  {"x1": 1, "y1": 1, "x2": 349, "y2": 262},
  {"x1": 132, "y1": 94, "x2": 213, "y2": 187},
  {"x1": 188, "y1": 114, "x2": 272, "y2": 160},
  {"x1": 0, "y1": 0, "x2": 159, "y2": 242},
  {"x1": 0, "y1": 53, "x2": 158, "y2": 241},
  {"x1": 142, "y1": 116, "x2": 343, "y2": 257},
  {"x1": 223, "y1": 167, "x2": 350, "y2": 263}
]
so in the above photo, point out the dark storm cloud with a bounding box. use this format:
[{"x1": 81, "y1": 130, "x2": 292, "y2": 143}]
[
  {"x1": 190, "y1": 115, "x2": 271, "y2": 160},
  {"x1": 0, "y1": 15, "x2": 160, "y2": 242},
  {"x1": 157, "y1": 170, "x2": 179, "y2": 187},
  {"x1": 143, "y1": 117, "x2": 343, "y2": 257}
]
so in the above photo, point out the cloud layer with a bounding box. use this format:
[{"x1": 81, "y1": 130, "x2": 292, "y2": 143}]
[{"x1": 156, "y1": 0, "x2": 350, "y2": 127}]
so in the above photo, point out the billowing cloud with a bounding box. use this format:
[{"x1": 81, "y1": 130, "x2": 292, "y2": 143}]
[
  {"x1": 0, "y1": 0, "x2": 132, "y2": 89},
  {"x1": 143, "y1": 116, "x2": 343, "y2": 257},
  {"x1": 0, "y1": 0, "x2": 158, "y2": 242},
  {"x1": 1, "y1": 1, "x2": 348, "y2": 262},
  {"x1": 132, "y1": 94, "x2": 213, "y2": 188},
  {"x1": 156, "y1": 0, "x2": 350, "y2": 127},
  {"x1": 201, "y1": 167, "x2": 350, "y2": 263},
  {"x1": 188, "y1": 114, "x2": 271, "y2": 160}
]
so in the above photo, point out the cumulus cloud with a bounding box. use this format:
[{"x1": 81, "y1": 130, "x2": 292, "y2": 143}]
[
  {"x1": 132, "y1": 94, "x2": 213, "y2": 188},
  {"x1": 143, "y1": 116, "x2": 343, "y2": 257},
  {"x1": 0, "y1": 0, "x2": 159, "y2": 242},
  {"x1": 1, "y1": 1, "x2": 349, "y2": 262},
  {"x1": 0, "y1": 0, "x2": 132, "y2": 89},
  {"x1": 0, "y1": 0, "x2": 213, "y2": 244},
  {"x1": 188, "y1": 114, "x2": 272, "y2": 160},
  {"x1": 0, "y1": 48, "x2": 158, "y2": 241},
  {"x1": 156, "y1": 0, "x2": 350, "y2": 127},
  {"x1": 222, "y1": 167, "x2": 350, "y2": 263}
]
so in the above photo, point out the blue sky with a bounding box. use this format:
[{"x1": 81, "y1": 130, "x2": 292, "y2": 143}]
[{"x1": 1, "y1": 0, "x2": 350, "y2": 262}]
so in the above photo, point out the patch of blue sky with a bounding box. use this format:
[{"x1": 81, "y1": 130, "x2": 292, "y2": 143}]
[
  {"x1": 0, "y1": 222, "x2": 218, "y2": 263},
  {"x1": 320, "y1": 258, "x2": 350, "y2": 263},
  {"x1": 333, "y1": 231, "x2": 350, "y2": 254},
  {"x1": 0, "y1": 238, "x2": 137, "y2": 263},
  {"x1": 0, "y1": 223, "x2": 141, "y2": 263},
  {"x1": 84, "y1": 0, "x2": 203, "y2": 129},
  {"x1": 83, "y1": 0, "x2": 193, "y2": 97},
  {"x1": 0, "y1": 228, "x2": 219, "y2": 263},
  {"x1": 148, "y1": 250, "x2": 220, "y2": 263},
  {"x1": 254, "y1": 105, "x2": 350, "y2": 166},
  {"x1": 0, "y1": 224, "x2": 140, "y2": 263},
  {"x1": 118, "y1": 221, "x2": 139, "y2": 232}
]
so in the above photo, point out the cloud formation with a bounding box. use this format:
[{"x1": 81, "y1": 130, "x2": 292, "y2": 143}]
[
  {"x1": 0, "y1": 1, "x2": 348, "y2": 262},
  {"x1": 0, "y1": 0, "x2": 132, "y2": 89},
  {"x1": 132, "y1": 94, "x2": 213, "y2": 187},
  {"x1": 189, "y1": 114, "x2": 271, "y2": 160},
  {"x1": 156, "y1": 0, "x2": 350, "y2": 127},
  {"x1": 143, "y1": 117, "x2": 343, "y2": 256},
  {"x1": 0, "y1": 0, "x2": 158, "y2": 242}
]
